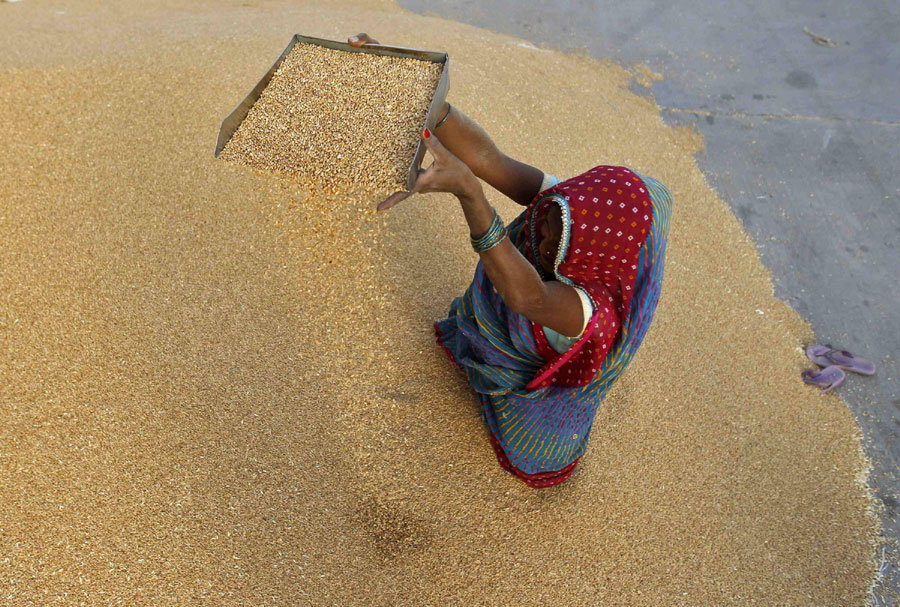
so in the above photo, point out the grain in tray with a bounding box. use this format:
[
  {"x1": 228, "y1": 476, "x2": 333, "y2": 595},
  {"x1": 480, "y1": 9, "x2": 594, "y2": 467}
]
[{"x1": 221, "y1": 43, "x2": 442, "y2": 195}]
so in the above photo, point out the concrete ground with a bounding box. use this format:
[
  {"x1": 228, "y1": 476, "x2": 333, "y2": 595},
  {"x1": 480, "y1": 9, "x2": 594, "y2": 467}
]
[{"x1": 398, "y1": 0, "x2": 899, "y2": 602}]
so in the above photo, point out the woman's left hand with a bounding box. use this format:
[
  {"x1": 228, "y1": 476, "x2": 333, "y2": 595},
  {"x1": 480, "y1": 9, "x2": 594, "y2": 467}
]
[{"x1": 378, "y1": 129, "x2": 481, "y2": 211}]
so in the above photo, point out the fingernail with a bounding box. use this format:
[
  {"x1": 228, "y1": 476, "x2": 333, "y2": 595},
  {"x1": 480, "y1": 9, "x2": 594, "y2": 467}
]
[
  {"x1": 350, "y1": 36, "x2": 358, "y2": 42},
  {"x1": 423, "y1": 128, "x2": 431, "y2": 139}
]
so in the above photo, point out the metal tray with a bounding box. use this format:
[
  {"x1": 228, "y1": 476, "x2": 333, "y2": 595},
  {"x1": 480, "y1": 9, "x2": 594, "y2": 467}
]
[{"x1": 214, "y1": 34, "x2": 450, "y2": 192}]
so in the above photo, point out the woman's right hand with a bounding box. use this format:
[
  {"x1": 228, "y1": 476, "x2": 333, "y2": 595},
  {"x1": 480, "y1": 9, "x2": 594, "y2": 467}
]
[
  {"x1": 377, "y1": 129, "x2": 481, "y2": 212},
  {"x1": 348, "y1": 33, "x2": 380, "y2": 47}
]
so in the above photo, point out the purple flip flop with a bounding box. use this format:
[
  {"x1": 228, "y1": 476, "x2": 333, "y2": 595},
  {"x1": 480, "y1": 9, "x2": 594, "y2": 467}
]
[
  {"x1": 806, "y1": 345, "x2": 876, "y2": 376},
  {"x1": 802, "y1": 365, "x2": 846, "y2": 393}
]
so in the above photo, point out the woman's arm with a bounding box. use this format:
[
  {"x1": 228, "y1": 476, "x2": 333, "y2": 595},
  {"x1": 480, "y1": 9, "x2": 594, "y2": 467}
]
[
  {"x1": 348, "y1": 33, "x2": 543, "y2": 208},
  {"x1": 415, "y1": 130, "x2": 585, "y2": 337},
  {"x1": 432, "y1": 102, "x2": 543, "y2": 206}
]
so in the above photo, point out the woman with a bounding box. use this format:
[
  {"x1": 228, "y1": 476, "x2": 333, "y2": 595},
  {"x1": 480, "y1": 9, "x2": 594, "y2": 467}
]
[{"x1": 351, "y1": 34, "x2": 672, "y2": 488}]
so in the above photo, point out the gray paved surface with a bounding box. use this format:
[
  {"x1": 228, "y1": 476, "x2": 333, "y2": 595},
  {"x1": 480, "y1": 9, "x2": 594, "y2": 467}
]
[{"x1": 399, "y1": 0, "x2": 899, "y2": 602}]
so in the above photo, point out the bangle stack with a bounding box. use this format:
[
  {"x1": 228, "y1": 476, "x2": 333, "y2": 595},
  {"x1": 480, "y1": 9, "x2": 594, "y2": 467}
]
[{"x1": 471, "y1": 209, "x2": 507, "y2": 253}]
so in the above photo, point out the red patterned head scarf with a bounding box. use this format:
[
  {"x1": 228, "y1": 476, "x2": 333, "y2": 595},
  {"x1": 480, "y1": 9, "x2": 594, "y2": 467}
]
[{"x1": 524, "y1": 166, "x2": 654, "y2": 389}]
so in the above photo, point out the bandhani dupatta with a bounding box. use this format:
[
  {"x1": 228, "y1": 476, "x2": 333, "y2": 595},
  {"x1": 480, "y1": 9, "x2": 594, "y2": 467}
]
[{"x1": 434, "y1": 168, "x2": 672, "y2": 487}]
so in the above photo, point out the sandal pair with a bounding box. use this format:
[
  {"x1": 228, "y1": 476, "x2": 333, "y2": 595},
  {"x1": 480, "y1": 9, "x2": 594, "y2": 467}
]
[{"x1": 801, "y1": 345, "x2": 876, "y2": 393}]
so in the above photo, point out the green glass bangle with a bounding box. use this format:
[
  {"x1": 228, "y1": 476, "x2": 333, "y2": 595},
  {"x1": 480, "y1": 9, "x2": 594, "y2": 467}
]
[
  {"x1": 471, "y1": 209, "x2": 507, "y2": 253},
  {"x1": 474, "y1": 228, "x2": 508, "y2": 253},
  {"x1": 471, "y1": 213, "x2": 501, "y2": 246},
  {"x1": 471, "y1": 209, "x2": 502, "y2": 248}
]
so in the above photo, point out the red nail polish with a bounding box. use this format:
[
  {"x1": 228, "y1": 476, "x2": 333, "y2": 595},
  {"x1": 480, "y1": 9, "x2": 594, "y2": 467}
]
[{"x1": 423, "y1": 128, "x2": 431, "y2": 139}]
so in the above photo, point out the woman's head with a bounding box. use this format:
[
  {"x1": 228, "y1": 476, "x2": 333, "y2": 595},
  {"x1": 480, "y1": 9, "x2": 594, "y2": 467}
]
[{"x1": 526, "y1": 166, "x2": 654, "y2": 317}]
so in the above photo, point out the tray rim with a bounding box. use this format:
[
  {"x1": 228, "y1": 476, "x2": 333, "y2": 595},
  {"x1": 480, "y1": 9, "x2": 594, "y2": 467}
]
[{"x1": 214, "y1": 34, "x2": 450, "y2": 192}]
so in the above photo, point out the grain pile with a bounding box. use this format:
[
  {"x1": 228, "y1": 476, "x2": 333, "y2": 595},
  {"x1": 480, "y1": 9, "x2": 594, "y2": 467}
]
[
  {"x1": 221, "y1": 42, "x2": 442, "y2": 196},
  {"x1": 0, "y1": 1, "x2": 881, "y2": 606}
]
